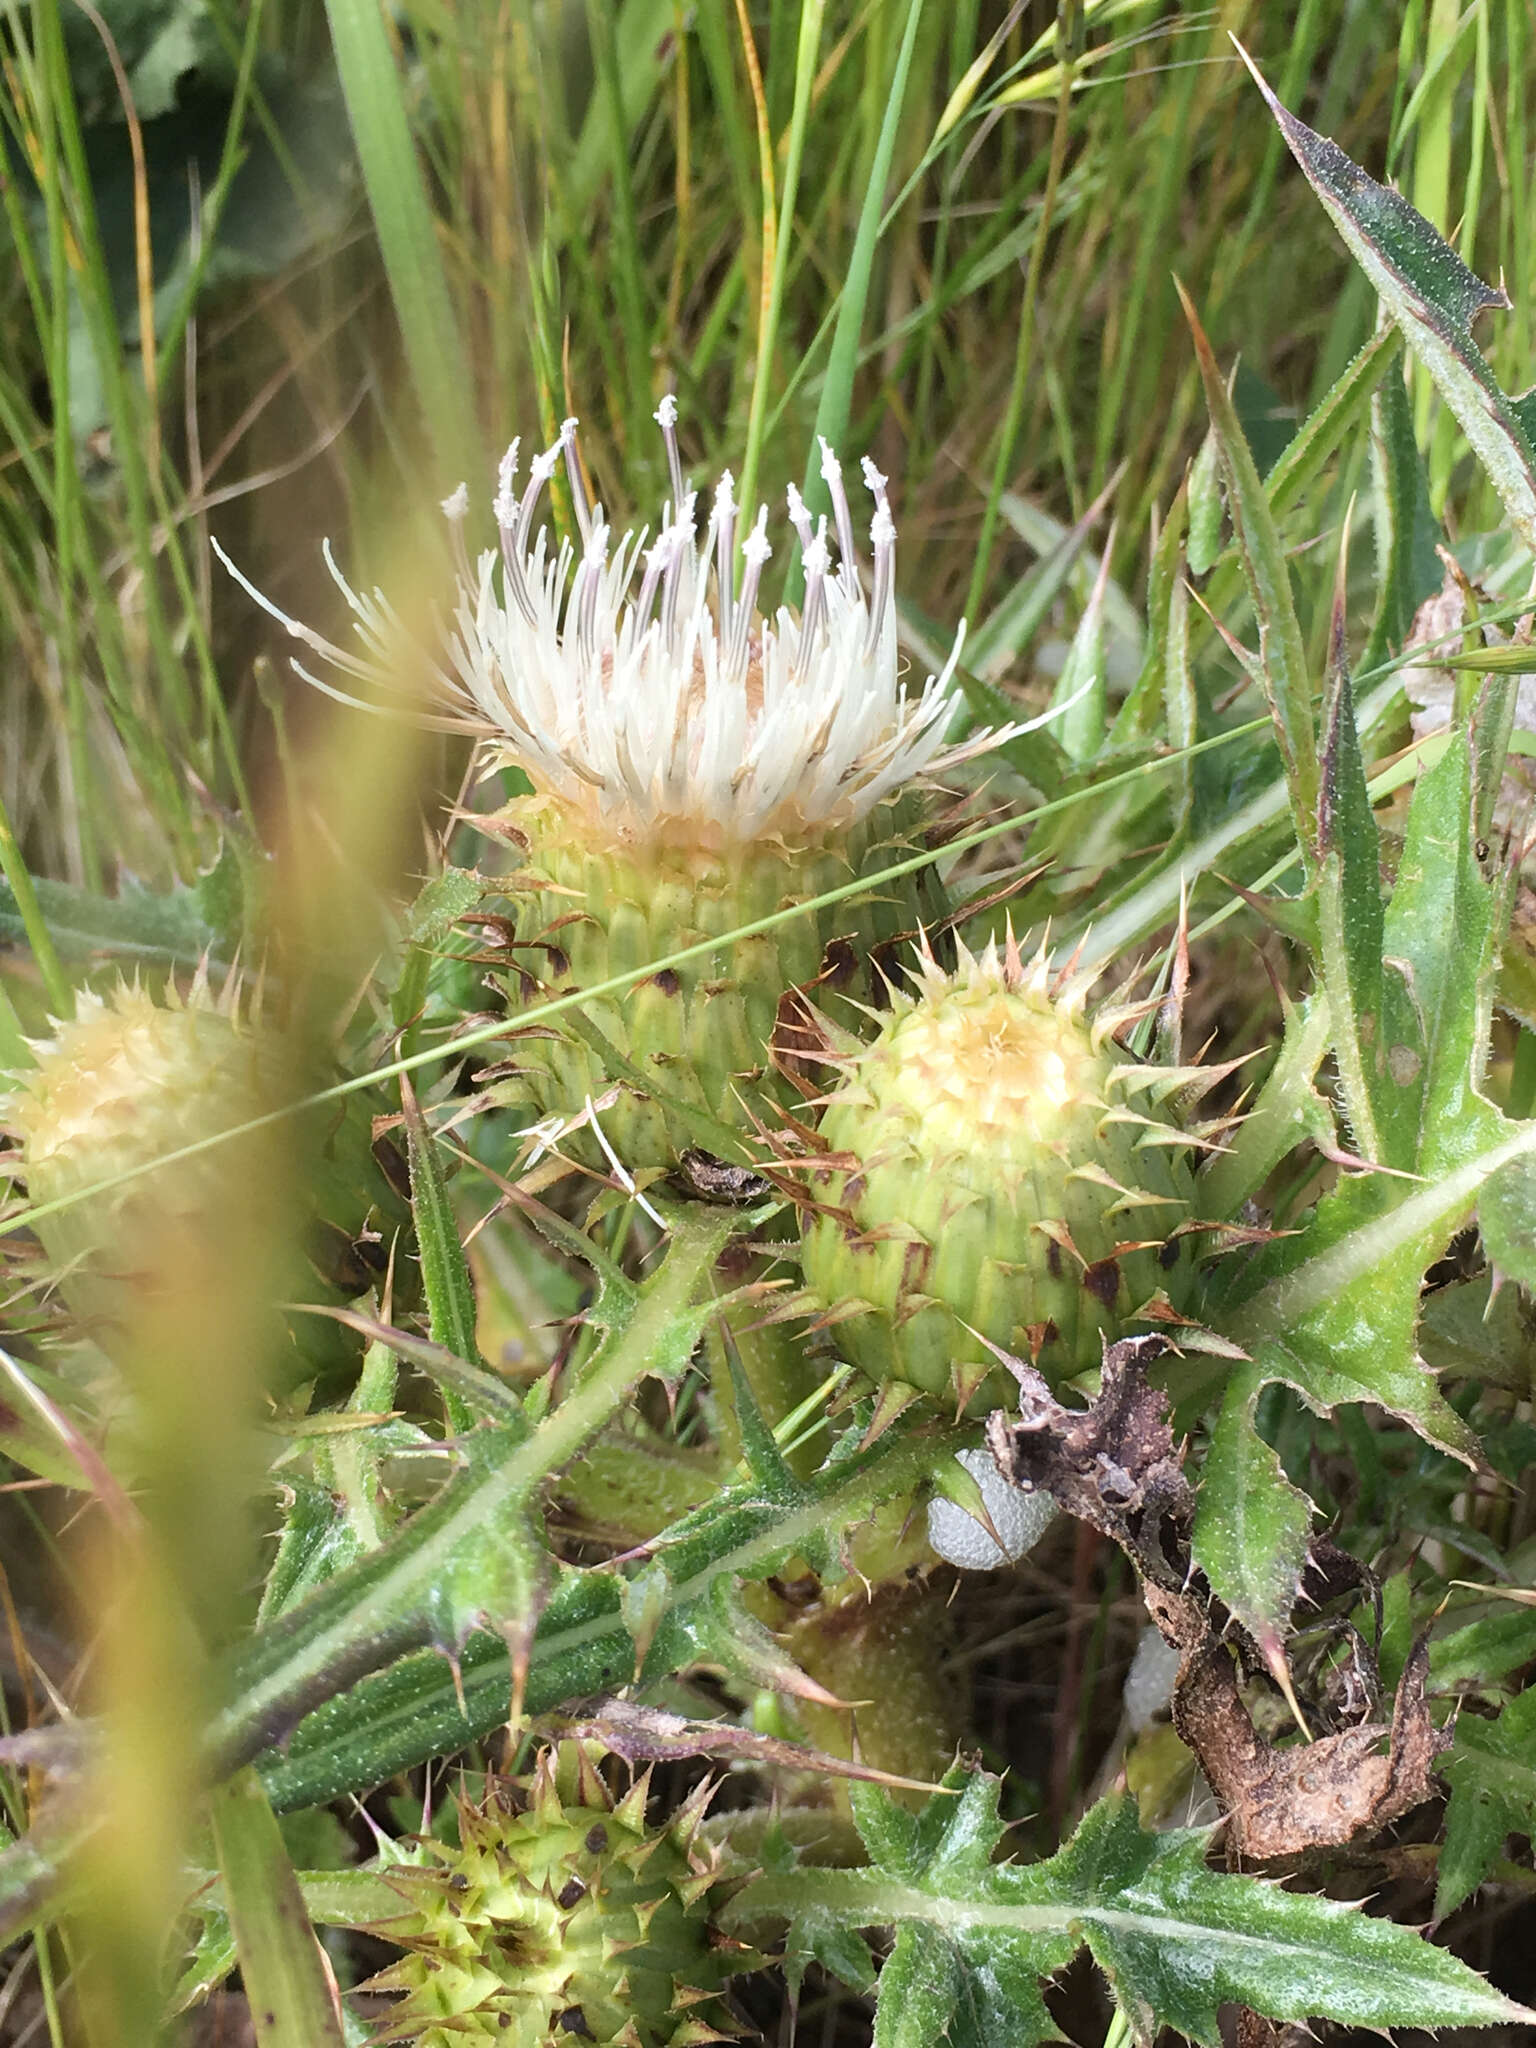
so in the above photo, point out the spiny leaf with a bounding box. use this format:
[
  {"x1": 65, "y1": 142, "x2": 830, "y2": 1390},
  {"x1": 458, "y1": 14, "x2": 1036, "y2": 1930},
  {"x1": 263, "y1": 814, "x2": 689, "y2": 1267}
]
[
  {"x1": 1239, "y1": 39, "x2": 1536, "y2": 551},
  {"x1": 728, "y1": 1779, "x2": 1531, "y2": 2045},
  {"x1": 248, "y1": 1422, "x2": 949, "y2": 1813},
  {"x1": 1437, "y1": 1686, "x2": 1536, "y2": 1921},
  {"x1": 204, "y1": 1207, "x2": 737, "y2": 1770},
  {"x1": 1193, "y1": 1362, "x2": 1314, "y2": 1645},
  {"x1": 1222, "y1": 729, "x2": 1536, "y2": 1458}
]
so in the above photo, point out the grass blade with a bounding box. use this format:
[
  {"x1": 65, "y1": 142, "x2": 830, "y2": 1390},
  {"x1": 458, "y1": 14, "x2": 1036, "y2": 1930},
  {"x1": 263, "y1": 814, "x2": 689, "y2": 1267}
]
[
  {"x1": 802, "y1": 0, "x2": 926, "y2": 515},
  {"x1": 209, "y1": 1768, "x2": 346, "y2": 2048},
  {"x1": 323, "y1": 0, "x2": 478, "y2": 492}
]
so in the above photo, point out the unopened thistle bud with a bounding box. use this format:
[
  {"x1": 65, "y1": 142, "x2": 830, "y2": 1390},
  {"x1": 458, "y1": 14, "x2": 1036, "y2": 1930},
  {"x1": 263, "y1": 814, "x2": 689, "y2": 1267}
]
[
  {"x1": 218, "y1": 410, "x2": 1039, "y2": 1168},
  {"x1": 799, "y1": 936, "x2": 1205, "y2": 1411},
  {"x1": 355, "y1": 1746, "x2": 746, "y2": 2046},
  {"x1": 2, "y1": 979, "x2": 407, "y2": 1373}
]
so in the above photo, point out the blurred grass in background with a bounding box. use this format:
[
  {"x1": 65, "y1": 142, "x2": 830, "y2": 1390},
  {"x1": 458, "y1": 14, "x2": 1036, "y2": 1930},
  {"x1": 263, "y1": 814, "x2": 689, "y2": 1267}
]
[{"x1": 4, "y1": 0, "x2": 1530, "y2": 896}]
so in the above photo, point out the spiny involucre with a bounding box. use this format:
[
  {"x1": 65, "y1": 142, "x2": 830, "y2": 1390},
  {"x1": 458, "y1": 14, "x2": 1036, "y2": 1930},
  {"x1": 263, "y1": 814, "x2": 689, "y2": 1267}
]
[
  {"x1": 2, "y1": 976, "x2": 407, "y2": 1370},
  {"x1": 798, "y1": 933, "x2": 1229, "y2": 1412},
  {"x1": 354, "y1": 1746, "x2": 750, "y2": 2047},
  {"x1": 217, "y1": 406, "x2": 1049, "y2": 1168}
]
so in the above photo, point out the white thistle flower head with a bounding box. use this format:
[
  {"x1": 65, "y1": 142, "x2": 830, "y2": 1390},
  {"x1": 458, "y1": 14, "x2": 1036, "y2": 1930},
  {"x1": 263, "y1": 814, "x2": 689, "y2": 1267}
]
[{"x1": 215, "y1": 408, "x2": 1037, "y2": 853}]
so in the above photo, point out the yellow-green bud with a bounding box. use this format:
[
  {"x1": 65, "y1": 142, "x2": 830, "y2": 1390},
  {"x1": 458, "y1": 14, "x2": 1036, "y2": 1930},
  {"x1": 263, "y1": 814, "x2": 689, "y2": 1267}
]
[
  {"x1": 799, "y1": 937, "x2": 1199, "y2": 1409},
  {"x1": 3, "y1": 980, "x2": 408, "y2": 1373},
  {"x1": 358, "y1": 1747, "x2": 743, "y2": 2047}
]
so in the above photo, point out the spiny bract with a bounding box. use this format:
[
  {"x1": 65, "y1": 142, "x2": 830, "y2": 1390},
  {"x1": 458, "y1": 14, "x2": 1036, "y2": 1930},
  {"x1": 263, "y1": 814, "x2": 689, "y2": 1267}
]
[
  {"x1": 2, "y1": 976, "x2": 406, "y2": 1369},
  {"x1": 798, "y1": 935, "x2": 1220, "y2": 1410},
  {"x1": 356, "y1": 1747, "x2": 744, "y2": 2047}
]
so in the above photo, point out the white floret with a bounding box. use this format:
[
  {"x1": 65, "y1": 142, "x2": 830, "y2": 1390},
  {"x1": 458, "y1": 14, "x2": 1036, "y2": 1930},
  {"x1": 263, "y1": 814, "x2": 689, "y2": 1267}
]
[{"x1": 214, "y1": 411, "x2": 1071, "y2": 847}]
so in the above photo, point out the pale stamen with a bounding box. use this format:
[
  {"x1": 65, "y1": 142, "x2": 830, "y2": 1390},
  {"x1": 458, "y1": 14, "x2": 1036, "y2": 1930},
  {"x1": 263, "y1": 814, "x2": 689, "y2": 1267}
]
[
  {"x1": 819, "y1": 438, "x2": 860, "y2": 599},
  {"x1": 655, "y1": 394, "x2": 687, "y2": 517},
  {"x1": 219, "y1": 406, "x2": 1037, "y2": 845}
]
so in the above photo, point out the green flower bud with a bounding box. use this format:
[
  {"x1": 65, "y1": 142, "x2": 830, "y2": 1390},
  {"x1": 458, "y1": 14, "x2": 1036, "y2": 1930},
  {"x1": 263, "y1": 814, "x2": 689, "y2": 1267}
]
[
  {"x1": 357, "y1": 1747, "x2": 745, "y2": 2047},
  {"x1": 799, "y1": 937, "x2": 1200, "y2": 1410},
  {"x1": 3, "y1": 979, "x2": 408, "y2": 1373}
]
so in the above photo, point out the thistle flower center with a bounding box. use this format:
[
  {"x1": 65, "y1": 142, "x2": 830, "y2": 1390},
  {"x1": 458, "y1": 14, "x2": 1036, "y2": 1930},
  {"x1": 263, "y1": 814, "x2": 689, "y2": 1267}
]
[{"x1": 880, "y1": 992, "x2": 1102, "y2": 1147}]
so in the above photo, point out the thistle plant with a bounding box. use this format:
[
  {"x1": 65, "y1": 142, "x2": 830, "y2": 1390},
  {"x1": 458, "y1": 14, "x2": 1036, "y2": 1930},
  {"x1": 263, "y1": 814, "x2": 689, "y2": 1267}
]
[
  {"x1": 220, "y1": 405, "x2": 1027, "y2": 1168},
  {"x1": 5, "y1": 13, "x2": 1536, "y2": 2048}
]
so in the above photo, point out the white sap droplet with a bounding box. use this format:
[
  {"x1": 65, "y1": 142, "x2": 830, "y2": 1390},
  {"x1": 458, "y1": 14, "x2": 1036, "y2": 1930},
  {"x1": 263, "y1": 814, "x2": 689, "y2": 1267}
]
[{"x1": 926, "y1": 1447, "x2": 1057, "y2": 1570}]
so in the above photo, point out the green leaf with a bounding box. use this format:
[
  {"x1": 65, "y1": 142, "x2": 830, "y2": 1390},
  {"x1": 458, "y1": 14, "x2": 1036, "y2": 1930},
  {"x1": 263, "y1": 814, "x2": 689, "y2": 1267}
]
[
  {"x1": 1240, "y1": 41, "x2": 1536, "y2": 552},
  {"x1": 803, "y1": 0, "x2": 926, "y2": 505},
  {"x1": 208, "y1": 1767, "x2": 346, "y2": 2048},
  {"x1": 400, "y1": 1078, "x2": 495, "y2": 1436},
  {"x1": 1197, "y1": 995, "x2": 1332, "y2": 1223},
  {"x1": 1176, "y1": 278, "x2": 1319, "y2": 868},
  {"x1": 204, "y1": 1207, "x2": 737, "y2": 1775},
  {"x1": 1221, "y1": 728, "x2": 1536, "y2": 1458},
  {"x1": 1112, "y1": 478, "x2": 1187, "y2": 748},
  {"x1": 1053, "y1": 544, "x2": 1111, "y2": 765},
  {"x1": 1193, "y1": 1362, "x2": 1314, "y2": 1645},
  {"x1": 729, "y1": 1780, "x2": 1530, "y2": 2045},
  {"x1": 0, "y1": 871, "x2": 237, "y2": 973},
  {"x1": 1186, "y1": 428, "x2": 1222, "y2": 576},
  {"x1": 1363, "y1": 357, "x2": 1442, "y2": 669},
  {"x1": 251, "y1": 1420, "x2": 949, "y2": 1813},
  {"x1": 321, "y1": 0, "x2": 477, "y2": 493},
  {"x1": 1314, "y1": 584, "x2": 1389, "y2": 1159},
  {"x1": 1437, "y1": 1686, "x2": 1536, "y2": 1921}
]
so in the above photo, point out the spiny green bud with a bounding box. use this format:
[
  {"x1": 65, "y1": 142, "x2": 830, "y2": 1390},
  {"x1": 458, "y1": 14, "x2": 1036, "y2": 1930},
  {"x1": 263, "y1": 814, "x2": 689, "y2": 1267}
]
[
  {"x1": 799, "y1": 935, "x2": 1209, "y2": 1411},
  {"x1": 357, "y1": 1746, "x2": 746, "y2": 2047},
  {"x1": 2, "y1": 978, "x2": 408, "y2": 1371},
  {"x1": 488, "y1": 793, "x2": 937, "y2": 1171}
]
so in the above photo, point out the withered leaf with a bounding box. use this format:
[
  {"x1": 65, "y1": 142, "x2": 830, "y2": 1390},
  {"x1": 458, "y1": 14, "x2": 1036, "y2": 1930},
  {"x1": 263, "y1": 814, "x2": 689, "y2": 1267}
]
[
  {"x1": 983, "y1": 1337, "x2": 1447, "y2": 1862},
  {"x1": 547, "y1": 1694, "x2": 945, "y2": 1793},
  {"x1": 984, "y1": 1334, "x2": 1191, "y2": 1588},
  {"x1": 1172, "y1": 1634, "x2": 1449, "y2": 1860}
]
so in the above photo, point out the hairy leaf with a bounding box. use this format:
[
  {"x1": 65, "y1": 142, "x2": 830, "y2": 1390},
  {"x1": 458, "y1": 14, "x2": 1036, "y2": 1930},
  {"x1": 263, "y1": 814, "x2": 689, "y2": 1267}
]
[
  {"x1": 1241, "y1": 42, "x2": 1536, "y2": 550},
  {"x1": 1437, "y1": 1686, "x2": 1536, "y2": 1921},
  {"x1": 728, "y1": 1777, "x2": 1530, "y2": 2045}
]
